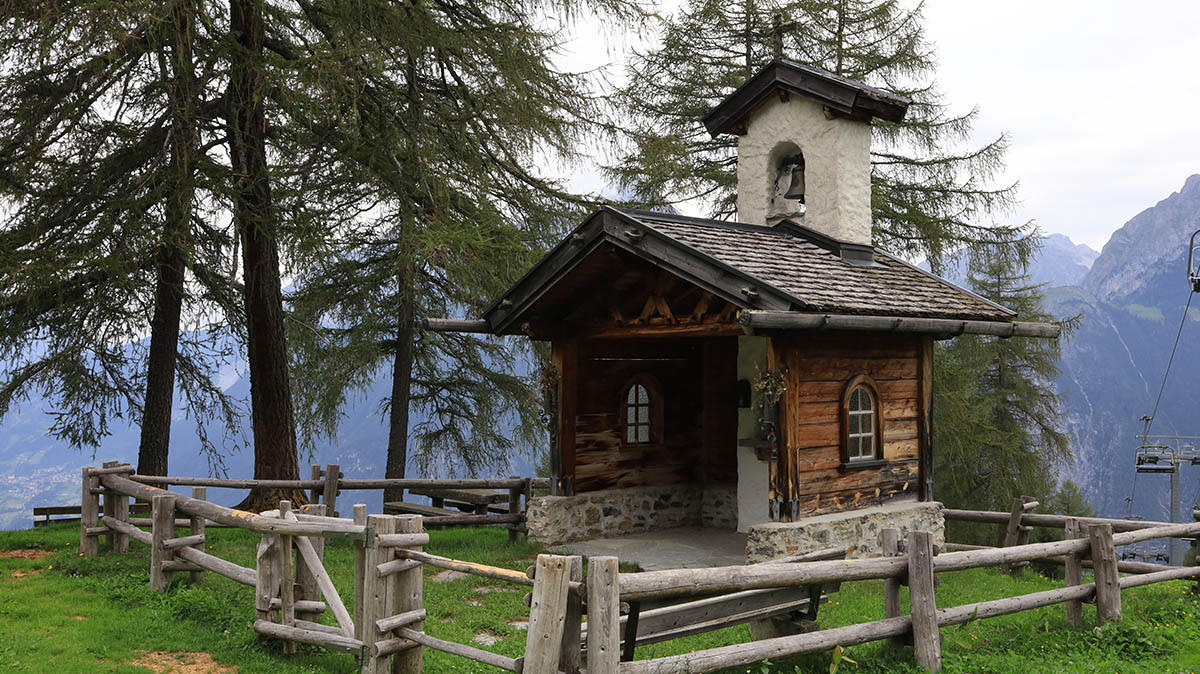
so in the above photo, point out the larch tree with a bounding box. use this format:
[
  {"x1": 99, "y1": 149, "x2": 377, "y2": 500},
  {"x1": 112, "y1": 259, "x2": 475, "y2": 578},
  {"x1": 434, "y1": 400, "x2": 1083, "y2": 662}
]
[
  {"x1": 274, "y1": 0, "x2": 644, "y2": 500},
  {"x1": 933, "y1": 246, "x2": 1077, "y2": 543},
  {"x1": 0, "y1": 1, "x2": 244, "y2": 475},
  {"x1": 608, "y1": 0, "x2": 1034, "y2": 270}
]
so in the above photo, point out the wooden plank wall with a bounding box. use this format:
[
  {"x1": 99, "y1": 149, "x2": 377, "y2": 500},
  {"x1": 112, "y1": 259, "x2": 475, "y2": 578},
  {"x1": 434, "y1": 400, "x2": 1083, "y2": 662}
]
[
  {"x1": 571, "y1": 337, "x2": 737, "y2": 492},
  {"x1": 774, "y1": 332, "x2": 923, "y2": 519}
]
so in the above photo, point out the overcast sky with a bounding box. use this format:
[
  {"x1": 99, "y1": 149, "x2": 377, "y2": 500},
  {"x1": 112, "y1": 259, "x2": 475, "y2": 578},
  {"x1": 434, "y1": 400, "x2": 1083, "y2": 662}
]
[{"x1": 557, "y1": 0, "x2": 1200, "y2": 253}]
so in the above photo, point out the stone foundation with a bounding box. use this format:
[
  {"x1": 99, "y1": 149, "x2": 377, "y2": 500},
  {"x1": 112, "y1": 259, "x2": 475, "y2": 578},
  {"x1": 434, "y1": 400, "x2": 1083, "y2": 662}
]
[
  {"x1": 746, "y1": 501, "x2": 945, "y2": 562},
  {"x1": 526, "y1": 483, "x2": 736, "y2": 546}
]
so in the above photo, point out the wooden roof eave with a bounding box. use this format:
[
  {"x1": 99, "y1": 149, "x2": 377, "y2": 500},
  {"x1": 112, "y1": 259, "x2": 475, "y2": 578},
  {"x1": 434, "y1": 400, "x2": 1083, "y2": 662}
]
[
  {"x1": 482, "y1": 206, "x2": 804, "y2": 336},
  {"x1": 740, "y1": 311, "x2": 1061, "y2": 339}
]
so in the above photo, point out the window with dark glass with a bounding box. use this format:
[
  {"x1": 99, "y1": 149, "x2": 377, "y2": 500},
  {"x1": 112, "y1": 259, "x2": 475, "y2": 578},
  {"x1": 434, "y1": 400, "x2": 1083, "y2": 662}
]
[{"x1": 625, "y1": 383, "x2": 651, "y2": 444}]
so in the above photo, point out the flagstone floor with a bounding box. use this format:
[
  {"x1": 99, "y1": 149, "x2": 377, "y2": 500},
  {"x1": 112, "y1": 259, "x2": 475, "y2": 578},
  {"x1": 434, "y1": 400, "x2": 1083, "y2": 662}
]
[{"x1": 545, "y1": 527, "x2": 747, "y2": 571}]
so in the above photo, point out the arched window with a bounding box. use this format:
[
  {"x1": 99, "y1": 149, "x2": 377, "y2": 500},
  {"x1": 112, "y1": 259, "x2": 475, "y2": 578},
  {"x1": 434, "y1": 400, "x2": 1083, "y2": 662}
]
[
  {"x1": 841, "y1": 375, "x2": 882, "y2": 465},
  {"x1": 620, "y1": 376, "x2": 661, "y2": 446}
]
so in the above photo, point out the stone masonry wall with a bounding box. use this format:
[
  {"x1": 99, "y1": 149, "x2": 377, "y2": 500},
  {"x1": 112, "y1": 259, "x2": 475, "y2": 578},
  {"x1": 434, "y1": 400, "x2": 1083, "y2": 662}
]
[
  {"x1": 746, "y1": 501, "x2": 945, "y2": 562},
  {"x1": 526, "y1": 483, "x2": 736, "y2": 546}
]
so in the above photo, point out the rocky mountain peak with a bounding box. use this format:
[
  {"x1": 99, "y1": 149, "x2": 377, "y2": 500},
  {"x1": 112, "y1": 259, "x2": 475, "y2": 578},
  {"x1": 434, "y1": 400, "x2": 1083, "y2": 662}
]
[{"x1": 1083, "y1": 175, "x2": 1200, "y2": 302}]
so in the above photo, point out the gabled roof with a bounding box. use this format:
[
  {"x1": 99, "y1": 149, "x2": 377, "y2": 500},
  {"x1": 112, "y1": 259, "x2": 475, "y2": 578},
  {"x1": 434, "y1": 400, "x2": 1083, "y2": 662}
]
[
  {"x1": 481, "y1": 206, "x2": 1013, "y2": 335},
  {"x1": 703, "y1": 60, "x2": 911, "y2": 138}
]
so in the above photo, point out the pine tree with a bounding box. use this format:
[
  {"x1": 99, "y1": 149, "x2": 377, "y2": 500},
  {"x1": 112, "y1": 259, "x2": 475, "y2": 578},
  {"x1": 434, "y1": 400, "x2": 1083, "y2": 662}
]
[
  {"x1": 0, "y1": 1, "x2": 243, "y2": 473},
  {"x1": 933, "y1": 244, "x2": 1077, "y2": 542},
  {"x1": 608, "y1": 0, "x2": 1033, "y2": 269},
  {"x1": 276, "y1": 0, "x2": 643, "y2": 497}
]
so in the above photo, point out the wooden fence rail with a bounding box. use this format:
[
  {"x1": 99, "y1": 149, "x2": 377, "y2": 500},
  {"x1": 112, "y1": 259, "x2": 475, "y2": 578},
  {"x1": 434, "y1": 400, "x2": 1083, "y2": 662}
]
[{"x1": 79, "y1": 464, "x2": 1200, "y2": 674}]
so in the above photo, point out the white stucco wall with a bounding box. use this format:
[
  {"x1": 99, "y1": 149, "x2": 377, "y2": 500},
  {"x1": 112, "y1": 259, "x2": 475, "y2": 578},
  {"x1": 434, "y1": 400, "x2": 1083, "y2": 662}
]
[
  {"x1": 736, "y1": 335, "x2": 771, "y2": 533},
  {"x1": 736, "y1": 95, "x2": 872, "y2": 246}
]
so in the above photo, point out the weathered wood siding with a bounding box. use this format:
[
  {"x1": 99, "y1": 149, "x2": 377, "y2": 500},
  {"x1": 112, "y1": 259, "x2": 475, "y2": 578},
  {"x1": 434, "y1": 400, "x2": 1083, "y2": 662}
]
[
  {"x1": 772, "y1": 332, "x2": 926, "y2": 519},
  {"x1": 568, "y1": 337, "x2": 737, "y2": 492}
]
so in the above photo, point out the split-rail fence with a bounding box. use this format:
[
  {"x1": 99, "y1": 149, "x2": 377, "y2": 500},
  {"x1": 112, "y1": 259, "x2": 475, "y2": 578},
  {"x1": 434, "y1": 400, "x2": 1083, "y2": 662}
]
[{"x1": 79, "y1": 465, "x2": 1200, "y2": 673}]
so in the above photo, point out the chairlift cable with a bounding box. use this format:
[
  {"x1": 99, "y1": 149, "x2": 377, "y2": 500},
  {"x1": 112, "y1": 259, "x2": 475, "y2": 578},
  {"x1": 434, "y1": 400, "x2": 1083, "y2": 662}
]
[{"x1": 1142, "y1": 291, "x2": 1194, "y2": 438}]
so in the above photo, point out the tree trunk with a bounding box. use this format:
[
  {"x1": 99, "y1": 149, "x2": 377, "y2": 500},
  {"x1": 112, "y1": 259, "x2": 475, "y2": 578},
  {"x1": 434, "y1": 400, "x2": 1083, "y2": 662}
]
[
  {"x1": 384, "y1": 281, "x2": 415, "y2": 504},
  {"x1": 137, "y1": 0, "x2": 197, "y2": 477},
  {"x1": 227, "y1": 0, "x2": 303, "y2": 510}
]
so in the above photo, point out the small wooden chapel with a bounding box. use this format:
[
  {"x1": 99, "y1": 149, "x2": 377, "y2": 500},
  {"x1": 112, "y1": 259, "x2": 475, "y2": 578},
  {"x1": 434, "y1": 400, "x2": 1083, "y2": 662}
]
[{"x1": 429, "y1": 60, "x2": 1059, "y2": 556}]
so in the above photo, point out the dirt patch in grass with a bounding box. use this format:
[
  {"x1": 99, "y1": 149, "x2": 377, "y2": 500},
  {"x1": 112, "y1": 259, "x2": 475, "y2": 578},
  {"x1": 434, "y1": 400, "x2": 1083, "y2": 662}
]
[
  {"x1": 131, "y1": 651, "x2": 236, "y2": 673},
  {"x1": 0, "y1": 548, "x2": 51, "y2": 560},
  {"x1": 10, "y1": 569, "x2": 44, "y2": 579}
]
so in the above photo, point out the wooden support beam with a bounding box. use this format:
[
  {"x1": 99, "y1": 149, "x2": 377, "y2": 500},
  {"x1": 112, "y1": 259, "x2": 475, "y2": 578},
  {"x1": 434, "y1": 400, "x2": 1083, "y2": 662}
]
[
  {"x1": 295, "y1": 504, "x2": 326, "y2": 624},
  {"x1": 253, "y1": 620, "x2": 363, "y2": 654},
  {"x1": 279, "y1": 501, "x2": 297, "y2": 655},
  {"x1": 524, "y1": 555, "x2": 572, "y2": 673},
  {"x1": 189, "y1": 487, "x2": 206, "y2": 584},
  {"x1": 353, "y1": 504, "x2": 367, "y2": 643},
  {"x1": 908, "y1": 530, "x2": 940, "y2": 672},
  {"x1": 508, "y1": 477, "x2": 522, "y2": 543},
  {"x1": 392, "y1": 515, "x2": 424, "y2": 674},
  {"x1": 560, "y1": 556, "x2": 583, "y2": 673},
  {"x1": 741, "y1": 310, "x2": 1061, "y2": 338},
  {"x1": 281, "y1": 507, "x2": 354, "y2": 639},
  {"x1": 881, "y1": 529, "x2": 906, "y2": 650},
  {"x1": 362, "y1": 514, "x2": 396, "y2": 674},
  {"x1": 586, "y1": 556, "x2": 621, "y2": 674},
  {"x1": 1064, "y1": 519, "x2": 1083, "y2": 627},
  {"x1": 255, "y1": 533, "x2": 281, "y2": 622},
  {"x1": 102, "y1": 461, "x2": 119, "y2": 552},
  {"x1": 150, "y1": 494, "x2": 176, "y2": 592},
  {"x1": 322, "y1": 464, "x2": 340, "y2": 517},
  {"x1": 1089, "y1": 523, "x2": 1121, "y2": 624},
  {"x1": 80, "y1": 468, "x2": 100, "y2": 557}
]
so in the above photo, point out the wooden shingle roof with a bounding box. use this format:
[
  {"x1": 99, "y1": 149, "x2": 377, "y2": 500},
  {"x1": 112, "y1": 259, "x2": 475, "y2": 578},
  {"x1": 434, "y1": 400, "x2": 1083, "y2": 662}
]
[{"x1": 480, "y1": 206, "x2": 1014, "y2": 335}]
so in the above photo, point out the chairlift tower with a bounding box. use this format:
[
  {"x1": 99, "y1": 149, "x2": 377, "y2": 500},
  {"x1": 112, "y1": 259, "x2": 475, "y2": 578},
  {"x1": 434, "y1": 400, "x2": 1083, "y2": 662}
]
[{"x1": 1134, "y1": 430, "x2": 1200, "y2": 566}]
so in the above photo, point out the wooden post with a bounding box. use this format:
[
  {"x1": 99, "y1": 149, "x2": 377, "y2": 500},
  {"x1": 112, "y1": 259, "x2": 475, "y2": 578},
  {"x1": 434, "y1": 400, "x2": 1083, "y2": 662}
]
[
  {"x1": 586, "y1": 556, "x2": 621, "y2": 674},
  {"x1": 80, "y1": 467, "x2": 100, "y2": 557},
  {"x1": 1063, "y1": 518, "x2": 1084, "y2": 627},
  {"x1": 150, "y1": 494, "x2": 176, "y2": 592},
  {"x1": 188, "y1": 487, "x2": 207, "y2": 584},
  {"x1": 296, "y1": 503, "x2": 326, "y2": 624},
  {"x1": 393, "y1": 514, "x2": 424, "y2": 674},
  {"x1": 362, "y1": 514, "x2": 397, "y2": 674},
  {"x1": 323, "y1": 464, "x2": 340, "y2": 517},
  {"x1": 508, "y1": 476, "x2": 522, "y2": 543},
  {"x1": 881, "y1": 528, "x2": 905, "y2": 650},
  {"x1": 559, "y1": 556, "x2": 583, "y2": 674},
  {"x1": 256, "y1": 532, "x2": 281, "y2": 622},
  {"x1": 525, "y1": 554, "x2": 572, "y2": 673},
  {"x1": 907, "y1": 530, "x2": 941, "y2": 672},
  {"x1": 112, "y1": 477, "x2": 130, "y2": 554},
  {"x1": 310, "y1": 464, "x2": 323, "y2": 504},
  {"x1": 279, "y1": 500, "x2": 297, "y2": 654},
  {"x1": 101, "y1": 461, "x2": 119, "y2": 551},
  {"x1": 1089, "y1": 523, "x2": 1121, "y2": 624},
  {"x1": 349, "y1": 504, "x2": 367, "y2": 643}
]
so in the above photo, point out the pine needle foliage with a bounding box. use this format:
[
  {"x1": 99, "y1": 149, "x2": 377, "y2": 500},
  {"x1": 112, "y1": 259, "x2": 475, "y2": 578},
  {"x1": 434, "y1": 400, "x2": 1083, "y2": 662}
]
[
  {"x1": 607, "y1": 0, "x2": 1033, "y2": 270},
  {"x1": 933, "y1": 244, "x2": 1080, "y2": 535}
]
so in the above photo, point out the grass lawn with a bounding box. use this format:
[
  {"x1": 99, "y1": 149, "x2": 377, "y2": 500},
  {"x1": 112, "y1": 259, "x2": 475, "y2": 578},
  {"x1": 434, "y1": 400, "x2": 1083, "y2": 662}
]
[{"x1": 1, "y1": 523, "x2": 1198, "y2": 673}]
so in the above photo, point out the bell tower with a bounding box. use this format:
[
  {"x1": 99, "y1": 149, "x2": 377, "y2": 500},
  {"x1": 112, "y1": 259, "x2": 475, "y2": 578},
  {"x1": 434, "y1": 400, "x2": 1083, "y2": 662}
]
[{"x1": 703, "y1": 61, "x2": 909, "y2": 248}]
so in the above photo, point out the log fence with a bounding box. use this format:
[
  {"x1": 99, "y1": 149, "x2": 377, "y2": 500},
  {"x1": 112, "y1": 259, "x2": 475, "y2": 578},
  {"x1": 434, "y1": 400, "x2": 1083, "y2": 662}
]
[{"x1": 79, "y1": 465, "x2": 1200, "y2": 673}]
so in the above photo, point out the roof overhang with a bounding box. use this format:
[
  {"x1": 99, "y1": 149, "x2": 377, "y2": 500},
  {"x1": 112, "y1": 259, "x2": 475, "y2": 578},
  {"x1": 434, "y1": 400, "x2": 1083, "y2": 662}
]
[
  {"x1": 703, "y1": 60, "x2": 911, "y2": 137},
  {"x1": 741, "y1": 311, "x2": 1061, "y2": 339}
]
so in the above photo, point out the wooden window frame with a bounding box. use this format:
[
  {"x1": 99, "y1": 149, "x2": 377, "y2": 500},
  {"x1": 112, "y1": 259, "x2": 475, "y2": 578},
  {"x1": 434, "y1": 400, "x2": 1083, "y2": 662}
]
[
  {"x1": 838, "y1": 374, "x2": 886, "y2": 470},
  {"x1": 619, "y1": 374, "x2": 663, "y2": 448}
]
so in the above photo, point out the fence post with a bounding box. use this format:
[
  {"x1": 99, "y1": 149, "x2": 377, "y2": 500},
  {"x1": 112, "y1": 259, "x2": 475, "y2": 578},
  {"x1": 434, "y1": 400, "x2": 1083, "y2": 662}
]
[
  {"x1": 1000, "y1": 496, "x2": 1035, "y2": 572},
  {"x1": 586, "y1": 556, "x2": 620, "y2": 674},
  {"x1": 188, "y1": 487, "x2": 207, "y2": 584},
  {"x1": 907, "y1": 530, "x2": 941, "y2": 672},
  {"x1": 559, "y1": 556, "x2": 583, "y2": 674},
  {"x1": 112, "y1": 476, "x2": 130, "y2": 554},
  {"x1": 353, "y1": 504, "x2": 368, "y2": 642},
  {"x1": 1063, "y1": 518, "x2": 1083, "y2": 627},
  {"x1": 279, "y1": 500, "x2": 297, "y2": 655},
  {"x1": 508, "y1": 476, "x2": 522, "y2": 543},
  {"x1": 256, "y1": 531, "x2": 281, "y2": 623},
  {"x1": 80, "y1": 467, "x2": 100, "y2": 557},
  {"x1": 310, "y1": 464, "x2": 324, "y2": 504},
  {"x1": 362, "y1": 514, "x2": 397, "y2": 674},
  {"x1": 393, "y1": 514, "x2": 424, "y2": 674},
  {"x1": 323, "y1": 464, "x2": 340, "y2": 517},
  {"x1": 101, "y1": 461, "x2": 119, "y2": 551},
  {"x1": 881, "y1": 528, "x2": 906, "y2": 650},
  {"x1": 150, "y1": 493, "x2": 177, "y2": 592},
  {"x1": 1089, "y1": 523, "x2": 1121, "y2": 624},
  {"x1": 524, "y1": 554, "x2": 572, "y2": 673},
  {"x1": 296, "y1": 503, "x2": 326, "y2": 624}
]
